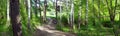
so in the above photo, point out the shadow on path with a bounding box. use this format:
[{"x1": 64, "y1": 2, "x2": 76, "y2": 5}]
[
  {"x1": 33, "y1": 17, "x2": 77, "y2": 36},
  {"x1": 33, "y1": 23, "x2": 76, "y2": 36}
]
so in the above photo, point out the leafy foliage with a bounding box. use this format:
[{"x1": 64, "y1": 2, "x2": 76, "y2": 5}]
[{"x1": 0, "y1": 0, "x2": 120, "y2": 36}]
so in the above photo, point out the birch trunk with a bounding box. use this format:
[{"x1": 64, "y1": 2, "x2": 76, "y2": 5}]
[
  {"x1": 26, "y1": 0, "x2": 31, "y2": 29},
  {"x1": 70, "y1": 0, "x2": 74, "y2": 32},
  {"x1": 7, "y1": 0, "x2": 10, "y2": 27},
  {"x1": 78, "y1": 0, "x2": 82, "y2": 29},
  {"x1": 59, "y1": 0, "x2": 62, "y2": 25},
  {"x1": 7, "y1": 0, "x2": 10, "y2": 21},
  {"x1": 66, "y1": 0, "x2": 70, "y2": 25}
]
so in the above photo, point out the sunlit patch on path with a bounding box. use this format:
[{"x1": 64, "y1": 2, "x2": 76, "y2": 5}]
[{"x1": 33, "y1": 24, "x2": 76, "y2": 36}]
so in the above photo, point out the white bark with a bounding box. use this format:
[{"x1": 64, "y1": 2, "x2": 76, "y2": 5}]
[
  {"x1": 7, "y1": 0, "x2": 10, "y2": 27},
  {"x1": 78, "y1": 0, "x2": 82, "y2": 29},
  {"x1": 59, "y1": 0, "x2": 62, "y2": 24},
  {"x1": 28, "y1": 0, "x2": 31, "y2": 19},
  {"x1": 70, "y1": 0, "x2": 74, "y2": 29},
  {"x1": 27, "y1": 0, "x2": 31, "y2": 29},
  {"x1": 7, "y1": 0, "x2": 9, "y2": 21},
  {"x1": 66, "y1": 0, "x2": 70, "y2": 25}
]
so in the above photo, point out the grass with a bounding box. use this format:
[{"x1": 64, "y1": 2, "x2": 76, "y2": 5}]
[
  {"x1": 0, "y1": 14, "x2": 120, "y2": 36},
  {"x1": 55, "y1": 21, "x2": 120, "y2": 36}
]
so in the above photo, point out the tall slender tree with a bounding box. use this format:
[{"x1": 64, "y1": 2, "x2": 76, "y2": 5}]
[
  {"x1": 85, "y1": 0, "x2": 88, "y2": 26},
  {"x1": 78, "y1": 0, "x2": 82, "y2": 29},
  {"x1": 43, "y1": 0, "x2": 47, "y2": 23},
  {"x1": 59, "y1": 0, "x2": 62, "y2": 25},
  {"x1": 98, "y1": 0, "x2": 101, "y2": 24},
  {"x1": 70, "y1": 0, "x2": 74, "y2": 32},
  {"x1": 66, "y1": 0, "x2": 70, "y2": 25},
  {"x1": 7, "y1": 0, "x2": 10, "y2": 27},
  {"x1": 10, "y1": 0, "x2": 22, "y2": 36},
  {"x1": 35, "y1": 0, "x2": 39, "y2": 17},
  {"x1": 106, "y1": 0, "x2": 115, "y2": 25},
  {"x1": 113, "y1": 0, "x2": 118, "y2": 36},
  {"x1": 106, "y1": 0, "x2": 118, "y2": 36},
  {"x1": 92, "y1": 0, "x2": 96, "y2": 26},
  {"x1": 56, "y1": 0, "x2": 58, "y2": 23},
  {"x1": 38, "y1": 0, "x2": 42, "y2": 22},
  {"x1": 7, "y1": 0, "x2": 10, "y2": 21},
  {"x1": 26, "y1": 0, "x2": 31, "y2": 29}
]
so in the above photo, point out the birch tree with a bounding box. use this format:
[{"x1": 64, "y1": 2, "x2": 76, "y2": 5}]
[
  {"x1": 7, "y1": 0, "x2": 10, "y2": 26},
  {"x1": 60, "y1": 0, "x2": 62, "y2": 24},
  {"x1": 26, "y1": 0, "x2": 31, "y2": 29},
  {"x1": 78, "y1": 0, "x2": 82, "y2": 29},
  {"x1": 7, "y1": 0, "x2": 9, "y2": 21},
  {"x1": 58, "y1": 0, "x2": 62, "y2": 25},
  {"x1": 65, "y1": 0, "x2": 70, "y2": 25},
  {"x1": 70, "y1": 0, "x2": 74, "y2": 31}
]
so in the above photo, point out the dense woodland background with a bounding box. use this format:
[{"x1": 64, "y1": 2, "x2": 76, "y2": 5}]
[{"x1": 0, "y1": 0, "x2": 120, "y2": 36}]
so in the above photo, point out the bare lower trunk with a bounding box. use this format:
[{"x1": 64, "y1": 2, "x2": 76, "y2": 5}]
[
  {"x1": 59, "y1": 1, "x2": 62, "y2": 26},
  {"x1": 85, "y1": 0, "x2": 88, "y2": 26},
  {"x1": 106, "y1": 0, "x2": 118, "y2": 36},
  {"x1": 92, "y1": 0, "x2": 96, "y2": 26},
  {"x1": 7, "y1": 0, "x2": 10, "y2": 27},
  {"x1": 98, "y1": 0, "x2": 101, "y2": 24},
  {"x1": 43, "y1": 0, "x2": 47, "y2": 23},
  {"x1": 113, "y1": 0, "x2": 118, "y2": 36},
  {"x1": 119, "y1": 13, "x2": 120, "y2": 21},
  {"x1": 10, "y1": 0, "x2": 22, "y2": 36},
  {"x1": 38, "y1": 0, "x2": 42, "y2": 22},
  {"x1": 66, "y1": 0, "x2": 70, "y2": 25},
  {"x1": 35, "y1": 0, "x2": 39, "y2": 17},
  {"x1": 78, "y1": 0, "x2": 82, "y2": 29},
  {"x1": 26, "y1": 0, "x2": 31, "y2": 29},
  {"x1": 70, "y1": 0, "x2": 74, "y2": 32},
  {"x1": 7, "y1": 0, "x2": 10, "y2": 21},
  {"x1": 55, "y1": 0, "x2": 58, "y2": 24}
]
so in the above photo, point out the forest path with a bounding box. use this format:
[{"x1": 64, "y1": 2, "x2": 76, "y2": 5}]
[{"x1": 33, "y1": 18, "x2": 76, "y2": 36}]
